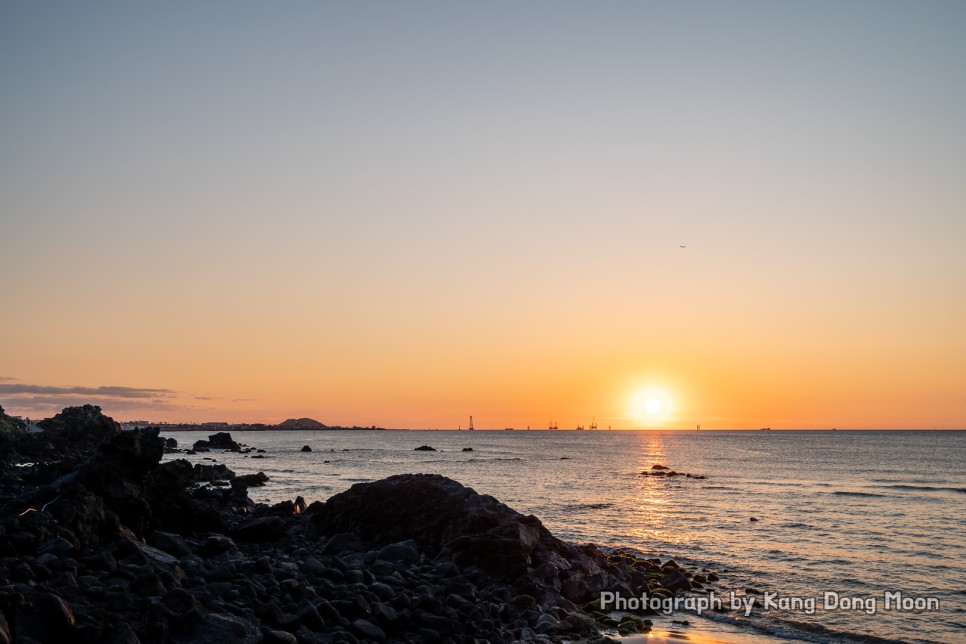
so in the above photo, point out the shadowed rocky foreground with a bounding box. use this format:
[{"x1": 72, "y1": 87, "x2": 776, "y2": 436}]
[{"x1": 0, "y1": 406, "x2": 710, "y2": 644}]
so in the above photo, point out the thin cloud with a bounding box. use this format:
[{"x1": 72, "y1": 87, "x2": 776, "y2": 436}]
[
  {"x1": 0, "y1": 382, "x2": 184, "y2": 418},
  {"x1": 0, "y1": 395, "x2": 182, "y2": 414},
  {"x1": 0, "y1": 384, "x2": 175, "y2": 398},
  {"x1": 0, "y1": 382, "x2": 243, "y2": 420}
]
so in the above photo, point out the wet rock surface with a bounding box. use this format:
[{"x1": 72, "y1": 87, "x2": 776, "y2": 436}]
[{"x1": 1, "y1": 406, "x2": 715, "y2": 643}]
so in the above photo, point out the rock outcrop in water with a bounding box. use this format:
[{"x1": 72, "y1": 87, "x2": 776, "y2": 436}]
[
  {"x1": 0, "y1": 404, "x2": 713, "y2": 643},
  {"x1": 191, "y1": 431, "x2": 242, "y2": 452}
]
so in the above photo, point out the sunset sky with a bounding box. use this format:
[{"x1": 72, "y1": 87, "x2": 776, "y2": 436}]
[{"x1": 2, "y1": 2, "x2": 965, "y2": 429}]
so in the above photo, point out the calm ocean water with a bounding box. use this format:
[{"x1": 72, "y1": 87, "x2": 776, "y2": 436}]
[{"x1": 161, "y1": 429, "x2": 965, "y2": 643}]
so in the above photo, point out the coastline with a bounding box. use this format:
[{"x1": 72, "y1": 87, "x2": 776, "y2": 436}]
[
  {"x1": 0, "y1": 406, "x2": 764, "y2": 643},
  {"x1": 3, "y1": 406, "x2": 940, "y2": 643}
]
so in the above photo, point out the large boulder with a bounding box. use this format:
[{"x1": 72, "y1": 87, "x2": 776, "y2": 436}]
[
  {"x1": 46, "y1": 427, "x2": 167, "y2": 537},
  {"x1": 0, "y1": 404, "x2": 26, "y2": 435},
  {"x1": 145, "y1": 459, "x2": 244, "y2": 536},
  {"x1": 313, "y1": 474, "x2": 618, "y2": 599},
  {"x1": 316, "y1": 474, "x2": 547, "y2": 553},
  {"x1": 37, "y1": 404, "x2": 120, "y2": 444},
  {"x1": 192, "y1": 432, "x2": 241, "y2": 452}
]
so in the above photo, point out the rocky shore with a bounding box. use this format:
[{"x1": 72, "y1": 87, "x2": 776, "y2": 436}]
[{"x1": 1, "y1": 406, "x2": 717, "y2": 643}]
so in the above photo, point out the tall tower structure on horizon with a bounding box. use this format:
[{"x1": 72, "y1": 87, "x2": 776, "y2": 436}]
[{"x1": 468, "y1": 416, "x2": 474, "y2": 431}]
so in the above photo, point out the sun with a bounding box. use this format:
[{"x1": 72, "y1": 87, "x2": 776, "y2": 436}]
[{"x1": 631, "y1": 387, "x2": 674, "y2": 425}]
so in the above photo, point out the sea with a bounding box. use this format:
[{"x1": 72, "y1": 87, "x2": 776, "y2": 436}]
[{"x1": 160, "y1": 429, "x2": 966, "y2": 644}]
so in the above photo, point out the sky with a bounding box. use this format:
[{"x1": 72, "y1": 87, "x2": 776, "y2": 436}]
[{"x1": 2, "y1": 1, "x2": 965, "y2": 429}]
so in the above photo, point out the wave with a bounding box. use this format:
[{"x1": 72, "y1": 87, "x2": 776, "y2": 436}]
[
  {"x1": 876, "y1": 484, "x2": 966, "y2": 493},
  {"x1": 695, "y1": 610, "x2": 910, "y2": 644},
  {"x1": 563, "y1": 502, "x2": 615, "y2": 511},
  {"x1": 832, "y1": 491, "x2": 886, "y2": 497}
]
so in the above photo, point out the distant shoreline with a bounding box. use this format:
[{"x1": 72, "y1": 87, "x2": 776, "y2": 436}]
[
  {"x1": 145, "y1": 426, "x2": 965, "y2": 432},
  {"x1": 146, "y1": 425, "x2": 390, "y2": 432}
]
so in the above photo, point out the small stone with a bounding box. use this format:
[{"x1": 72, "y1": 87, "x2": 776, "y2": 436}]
[
  {"x1": 261, "y1": 629, "x2": 298, "y2": 644},
  {"x1": 661, "y1": 569, "x2": 692, "y2": 592},
  {"x1": 370, "y1": 601, "x2": 399, "y2": 626},
  {"x1": 131, "y1": 573, "x2": 166, "y2": 597},
  {"x1": 300, "y1": 445, "x2": 312, "y2": 452},
  {"x1": 32, "y1": 593, "x2": 76, "y2": 640},
  {"x1": 197, "y1": 534, "x2": 236, "y2": 556},
  {"x1": 297, "y1": 601, "x2": 326, "y2": 631},
  {"x1": 322, "y1": 532, "x2": 364, "y2": 555},
  {"x1": 38, "y1": 537, "x2": 75, "y2": 557},
  {"x1": 417, "y1": 627, "x2": 441, "y2": 643},
  {"x1": 351, "y1": 618, "x2": 386, "y2": 643},
  {"x1": 231, "y1": 516, "x2": 285, "y2": 543},
  {"x1": 313, "y1": 599, "x2": 341, "y2": 623},
  {"x1": 148, "y1": 531, "x2": 191, "y2": 557},
  {"x1": 158, "y1": 588, "x2": 200, "y2": 621},
  {"x1": 376, "y1": 541, "x2": 419, "y2": 564},
  {"x1": 102, "y1": 621, "x2": 139, "y2": 644},
  {"x1": 368, "y1": 582, "x2": 395, "y2": 601},
  {"x1": 414, "y1": 445, "x2": 437, "y2": 451}
]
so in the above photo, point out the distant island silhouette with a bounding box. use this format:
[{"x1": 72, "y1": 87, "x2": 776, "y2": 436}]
[{"x1": 131, "y1": 417, "x2": 385, "y2": 431}]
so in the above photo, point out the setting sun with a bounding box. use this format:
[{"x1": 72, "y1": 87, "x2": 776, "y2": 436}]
[{"x1": 630, "y1": 387, "x2": 674, "y2": 425}]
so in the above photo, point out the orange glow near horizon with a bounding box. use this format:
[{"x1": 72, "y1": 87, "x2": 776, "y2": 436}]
[{"x1": 2, "y1": 4, "x2": 965, "y2": 431}]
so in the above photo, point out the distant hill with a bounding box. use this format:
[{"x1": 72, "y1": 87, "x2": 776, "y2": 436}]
[{"x1": 277, "y1": 417, "x2": 328, "y2": 430}]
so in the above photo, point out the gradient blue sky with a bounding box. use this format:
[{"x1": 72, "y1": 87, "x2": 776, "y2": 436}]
[{"x1": 2, "y1": 2, "x2": 965, "y2": 427}]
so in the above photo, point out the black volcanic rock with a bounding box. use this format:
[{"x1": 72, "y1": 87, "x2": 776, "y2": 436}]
[
  {"x1": 0, "y1": 405, "x2": 709, "y2": 643},
  {"x1": 311, "y1": 473, "x2": 635, "y2": 605},
  {"x1": 41, "y1": 426, "x2": 166, "y2": 538},
  {"x1": 413, "y1": 445, "x2": 437, "y2": 451},
  {"x1": 37, "y1": 404, "x2": 120, "y2": 443},
  {"x1": 316, "y1": 474, "x2": 532, "y2": 552},
  {"x1": 192, "y1": 431, "x2": 241, "y2": 452},
  {"x1": 0, "y1": 403, "x2": 26, "y2": 435},
  {"x1": 230, "y1": 516, "x2": 286, "y2": 542}
]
